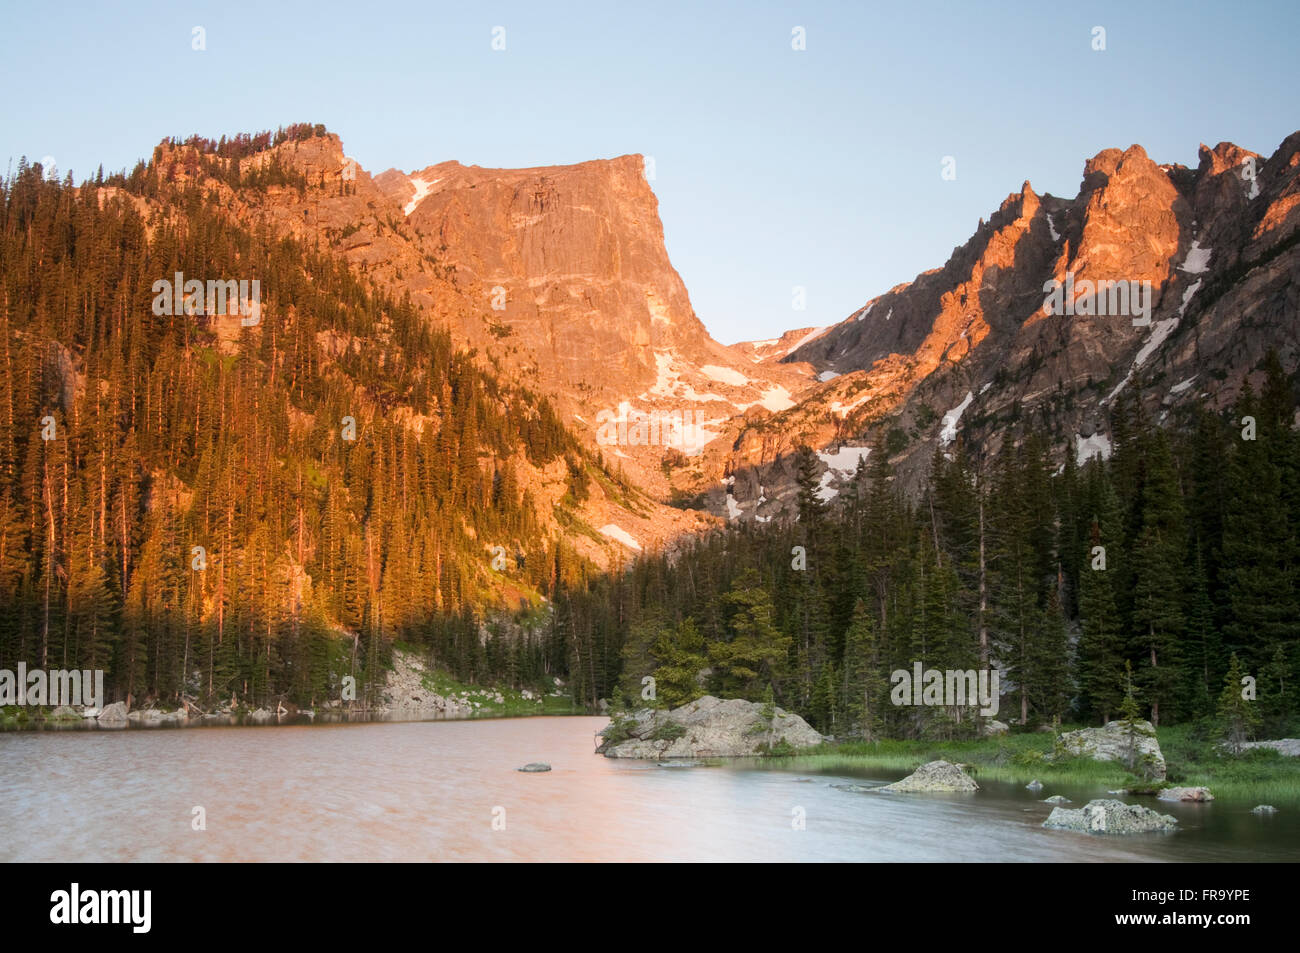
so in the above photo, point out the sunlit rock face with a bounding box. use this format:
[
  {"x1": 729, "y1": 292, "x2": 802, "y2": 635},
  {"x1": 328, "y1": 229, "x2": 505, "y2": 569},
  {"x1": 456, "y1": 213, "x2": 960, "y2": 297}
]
[{"x1": 723, "y1": 133, "x2": 1300, "y2": 511}]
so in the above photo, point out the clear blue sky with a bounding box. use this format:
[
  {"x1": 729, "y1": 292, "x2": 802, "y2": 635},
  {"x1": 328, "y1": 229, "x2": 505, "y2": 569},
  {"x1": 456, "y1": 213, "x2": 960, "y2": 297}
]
[{"x1": 3, "y1": 0, "x2": 1296, "y2": 344}]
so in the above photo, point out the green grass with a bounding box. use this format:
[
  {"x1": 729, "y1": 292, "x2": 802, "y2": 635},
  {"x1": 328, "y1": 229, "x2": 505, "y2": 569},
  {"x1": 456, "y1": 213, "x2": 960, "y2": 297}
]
[
  {"x1": 773, "y1": 725, "x2": 1300, "y2": 805},
  {"x1": 1155, "y1": 723, "x2": 1300, "y2": 804},
  {"x1": 417, "y1": 667, "x2": 581, "y2": 717}
]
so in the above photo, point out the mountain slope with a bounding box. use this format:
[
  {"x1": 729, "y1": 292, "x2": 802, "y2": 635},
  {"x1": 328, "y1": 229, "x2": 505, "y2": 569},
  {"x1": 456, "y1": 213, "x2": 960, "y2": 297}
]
[{"x1": 725, "y1": 134, "x2": 1300, "y2": 516}]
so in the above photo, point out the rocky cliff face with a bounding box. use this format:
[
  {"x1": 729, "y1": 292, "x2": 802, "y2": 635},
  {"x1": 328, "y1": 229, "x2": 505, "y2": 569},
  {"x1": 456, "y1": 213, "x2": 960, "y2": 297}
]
[
  {"x1": 214, "y1": 135, "x2": 816, "y2": 532},
  {"x1": 147, "y1": 131, "x2": 823, "y2": 555},
  {"x1": 150, "y1": 126, "x2": 1299, "y2": 531},
  {"x1": 725, "y1": 133, "x2": 1300, "y2": 516}
]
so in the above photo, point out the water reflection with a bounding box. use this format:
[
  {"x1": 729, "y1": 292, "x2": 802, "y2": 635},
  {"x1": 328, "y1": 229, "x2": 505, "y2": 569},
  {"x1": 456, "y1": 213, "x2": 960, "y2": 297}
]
[{"x1": 0, "y1": 717, "x2": 1292, "y2": 861}]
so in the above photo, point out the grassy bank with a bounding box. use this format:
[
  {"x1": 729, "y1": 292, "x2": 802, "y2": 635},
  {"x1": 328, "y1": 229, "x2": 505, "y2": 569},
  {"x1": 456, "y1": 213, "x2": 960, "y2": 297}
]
[
  {"x1": 776, "y1": 725, "x2": 1300, "y2": 805},
  {"x1": 417, "y1": 667, "x2": 582, "y2": 717}
]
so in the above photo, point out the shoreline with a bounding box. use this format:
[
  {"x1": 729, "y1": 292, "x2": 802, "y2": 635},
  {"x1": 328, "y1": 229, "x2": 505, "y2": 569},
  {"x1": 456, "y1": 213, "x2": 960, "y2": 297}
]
[{"x1": 770, "y1": 728, "x2": 1300, "y2": 806}]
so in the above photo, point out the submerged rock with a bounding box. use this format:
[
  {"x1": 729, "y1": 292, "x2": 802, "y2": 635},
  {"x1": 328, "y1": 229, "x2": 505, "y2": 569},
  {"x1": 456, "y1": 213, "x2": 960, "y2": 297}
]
[
  {"x1": 880, "y1": 760, "x2": 979, "y2": 793},
  {"x1": 1043, "y1": 798, "x2": 1178, "y2": 835},
  {"x1": 517, "y1": 763, "x2": 551, "y2": 772},
  {"x1": 1057, "y1": 720, "x2": 1166, "y2": 779},
  {"x1": 1026, "y1": 779, "x2": 1044, "y2": 791},
  {"x1": 1042, "y1": 795, "x2": 1071, "y2": 804},
  {"x1": 1252, "y1": 804, "x2": 1279, "y2": 815},
  {"x1": 1158, "y1": 786, "x2": 1213, "y2": 802},
  {"x1": 597, "y1": 695, "x2": 823, "y2": 758}
]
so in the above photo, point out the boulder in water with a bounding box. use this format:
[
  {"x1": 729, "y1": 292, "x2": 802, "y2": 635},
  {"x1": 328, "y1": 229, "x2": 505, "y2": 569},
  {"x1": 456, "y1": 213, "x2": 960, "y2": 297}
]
[
  {"x1": 1157, "y1": 786, "x2": 1213, "y2": 802},
  {"x1": 517, "y1": 763, "x2": 551, "y2": 772},
  {"x1": 880, "y1": 760, "x2": 979, "y2": 793},
  {"x1": 1043, "y1": 798, "x2": 1177, "y2": 834}
]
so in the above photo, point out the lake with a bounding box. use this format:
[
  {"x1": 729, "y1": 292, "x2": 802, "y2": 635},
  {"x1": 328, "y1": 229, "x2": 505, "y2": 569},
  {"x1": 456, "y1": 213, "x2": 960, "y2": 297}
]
[{"x1": 1, "y1": 716, "x2": 1293, "y2": 861}]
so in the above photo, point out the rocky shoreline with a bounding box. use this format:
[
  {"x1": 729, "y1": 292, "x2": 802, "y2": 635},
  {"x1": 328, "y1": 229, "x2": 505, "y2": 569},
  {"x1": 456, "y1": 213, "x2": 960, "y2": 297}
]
[{"x1": 1, "y1": 650, "x2": 571, "y2": 730}]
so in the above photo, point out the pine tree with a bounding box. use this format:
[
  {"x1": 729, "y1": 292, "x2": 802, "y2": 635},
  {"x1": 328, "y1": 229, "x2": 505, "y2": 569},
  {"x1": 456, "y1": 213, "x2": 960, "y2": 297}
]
[{"x1": 1217, "y1": 653, "x2": 1261, "y2": 754}]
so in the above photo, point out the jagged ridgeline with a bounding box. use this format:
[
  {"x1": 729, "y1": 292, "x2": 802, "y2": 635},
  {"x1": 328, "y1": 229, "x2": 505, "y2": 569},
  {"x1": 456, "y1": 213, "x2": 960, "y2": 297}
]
[
  {"x1": 0, "y1": 129, "x2": 612, "y2": 708},
  {"x1": 567, "y1": 368, "x2": 1298, "y2": 737}
]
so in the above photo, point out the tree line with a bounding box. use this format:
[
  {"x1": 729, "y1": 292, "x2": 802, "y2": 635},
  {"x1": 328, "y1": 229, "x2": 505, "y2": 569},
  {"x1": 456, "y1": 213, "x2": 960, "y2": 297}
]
[
  {"x1": 0, "y1": 146, "x2": 605, "y2": 710},
  {"x1": 559, "y1": 357, "x2": 1297, "y2": 740}
]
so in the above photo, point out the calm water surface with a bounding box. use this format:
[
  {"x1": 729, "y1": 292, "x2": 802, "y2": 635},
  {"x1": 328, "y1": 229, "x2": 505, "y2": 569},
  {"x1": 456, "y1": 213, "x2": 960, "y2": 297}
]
[{"x1": 1, "y1": 716, "x2": 1294, "y2": 861}]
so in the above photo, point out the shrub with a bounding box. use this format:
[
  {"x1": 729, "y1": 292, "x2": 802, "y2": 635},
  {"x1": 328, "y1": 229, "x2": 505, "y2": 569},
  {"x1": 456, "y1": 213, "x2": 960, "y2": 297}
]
[{"x1": 650, "y1": 721, "x2": 686, "y2": 742}]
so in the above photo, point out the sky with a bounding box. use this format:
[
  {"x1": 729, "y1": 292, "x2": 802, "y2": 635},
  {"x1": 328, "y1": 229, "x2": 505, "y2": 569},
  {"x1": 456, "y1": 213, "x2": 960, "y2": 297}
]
[{"x1": 2, "y1": 0, "x2": 1297, "y2": 345}]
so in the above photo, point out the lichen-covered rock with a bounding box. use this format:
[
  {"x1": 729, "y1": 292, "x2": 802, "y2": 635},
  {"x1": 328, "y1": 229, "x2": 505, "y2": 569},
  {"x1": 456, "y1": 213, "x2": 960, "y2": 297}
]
[
  {"x1": 597, "y1": 695, "x2": 823, "y2": 758},
  {"x1": 1043, "y1": 798, "x2": 1178, "y2": 835},
  {"x1": 1158, "y1": 786, "x2": 1213, "y2": 802},
  {"x1": 982, "y1": 719, "x2": 1010, "y2": 736},
  {"x1": 1057, "y1": 720, "x2": 1166, "y2": 779},
  {"x1": 1239, "y1": 739, "x2": 1300, "y2": 757},
  {"x1": 96, "y1": 701, "x2": 128, "y2": 727},
  {"x1": 880, "y1": 760, "x2": 979, "y2": 793}
]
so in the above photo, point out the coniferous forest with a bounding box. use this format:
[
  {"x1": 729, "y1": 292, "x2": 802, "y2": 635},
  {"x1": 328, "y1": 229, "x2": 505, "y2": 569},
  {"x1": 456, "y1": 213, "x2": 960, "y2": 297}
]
[
  {"x1": 0, "y1": 141, "x2": 601, "y2": 710},
  {"x1": 2, "y1": 132, "x2": 1296, "y2": 741},
  {"x1": 562, "y1": 366, "x2": 1299, "y2": 739}
]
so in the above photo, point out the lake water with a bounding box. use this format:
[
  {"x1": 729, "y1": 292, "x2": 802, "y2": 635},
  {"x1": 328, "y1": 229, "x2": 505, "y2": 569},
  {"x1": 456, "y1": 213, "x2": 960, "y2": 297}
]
[{"x1": 1, "y1": 716, "x2": 1293, "y2": 861}]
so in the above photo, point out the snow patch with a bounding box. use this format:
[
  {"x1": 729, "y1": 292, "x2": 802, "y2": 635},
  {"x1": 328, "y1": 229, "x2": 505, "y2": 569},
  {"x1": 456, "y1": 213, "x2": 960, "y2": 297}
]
[
  {"x1": 1179, "y1": 241, "x2": 1212, "y2": 275},
  {"x1": 939, "y1": 391, "x2": 975, "y2": 446},
  {"x1": 1170, "y1": 376, "x2": 1197, "y2": 395},
  {"x1": 1104, "y1": 277, "x2": 1204, "y2": 405},
  {"x1": 830, "y1": 390, "x2": 873, "y2": 418},
  {"x1": 786, "y1": 326, "x2": 829, "y2": 356},
  {"x1": 818, "y1": 446, "x2": 871, "y2": 475},
  {"x1": 700, "y1": 364, "x2": 750, "y2": 386},
  {"x1": 754, "y1": 385, "x2": 795, "y2": 412},
  {"x1": 1047, "y1": 213, "x2": 1060, "y2": 242},
  {"x1": 815, "y1": 471, "x2": 839, "y2": 503},
  {"x1": 599, "y1": 524, "x2": 641, "y2": 551},
  {"x1": 642, "y1": 351, "x2": 728, "y2": 403},
  {"x1": 1075, "y1": 432, "x2": 1112, "y2": 466},
  {"x1": 816, "y1": 370, "x2": 841, "y2": 382},
  {"x1": 404, "y1": 175, "x2": 438, "y2": 216}
]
